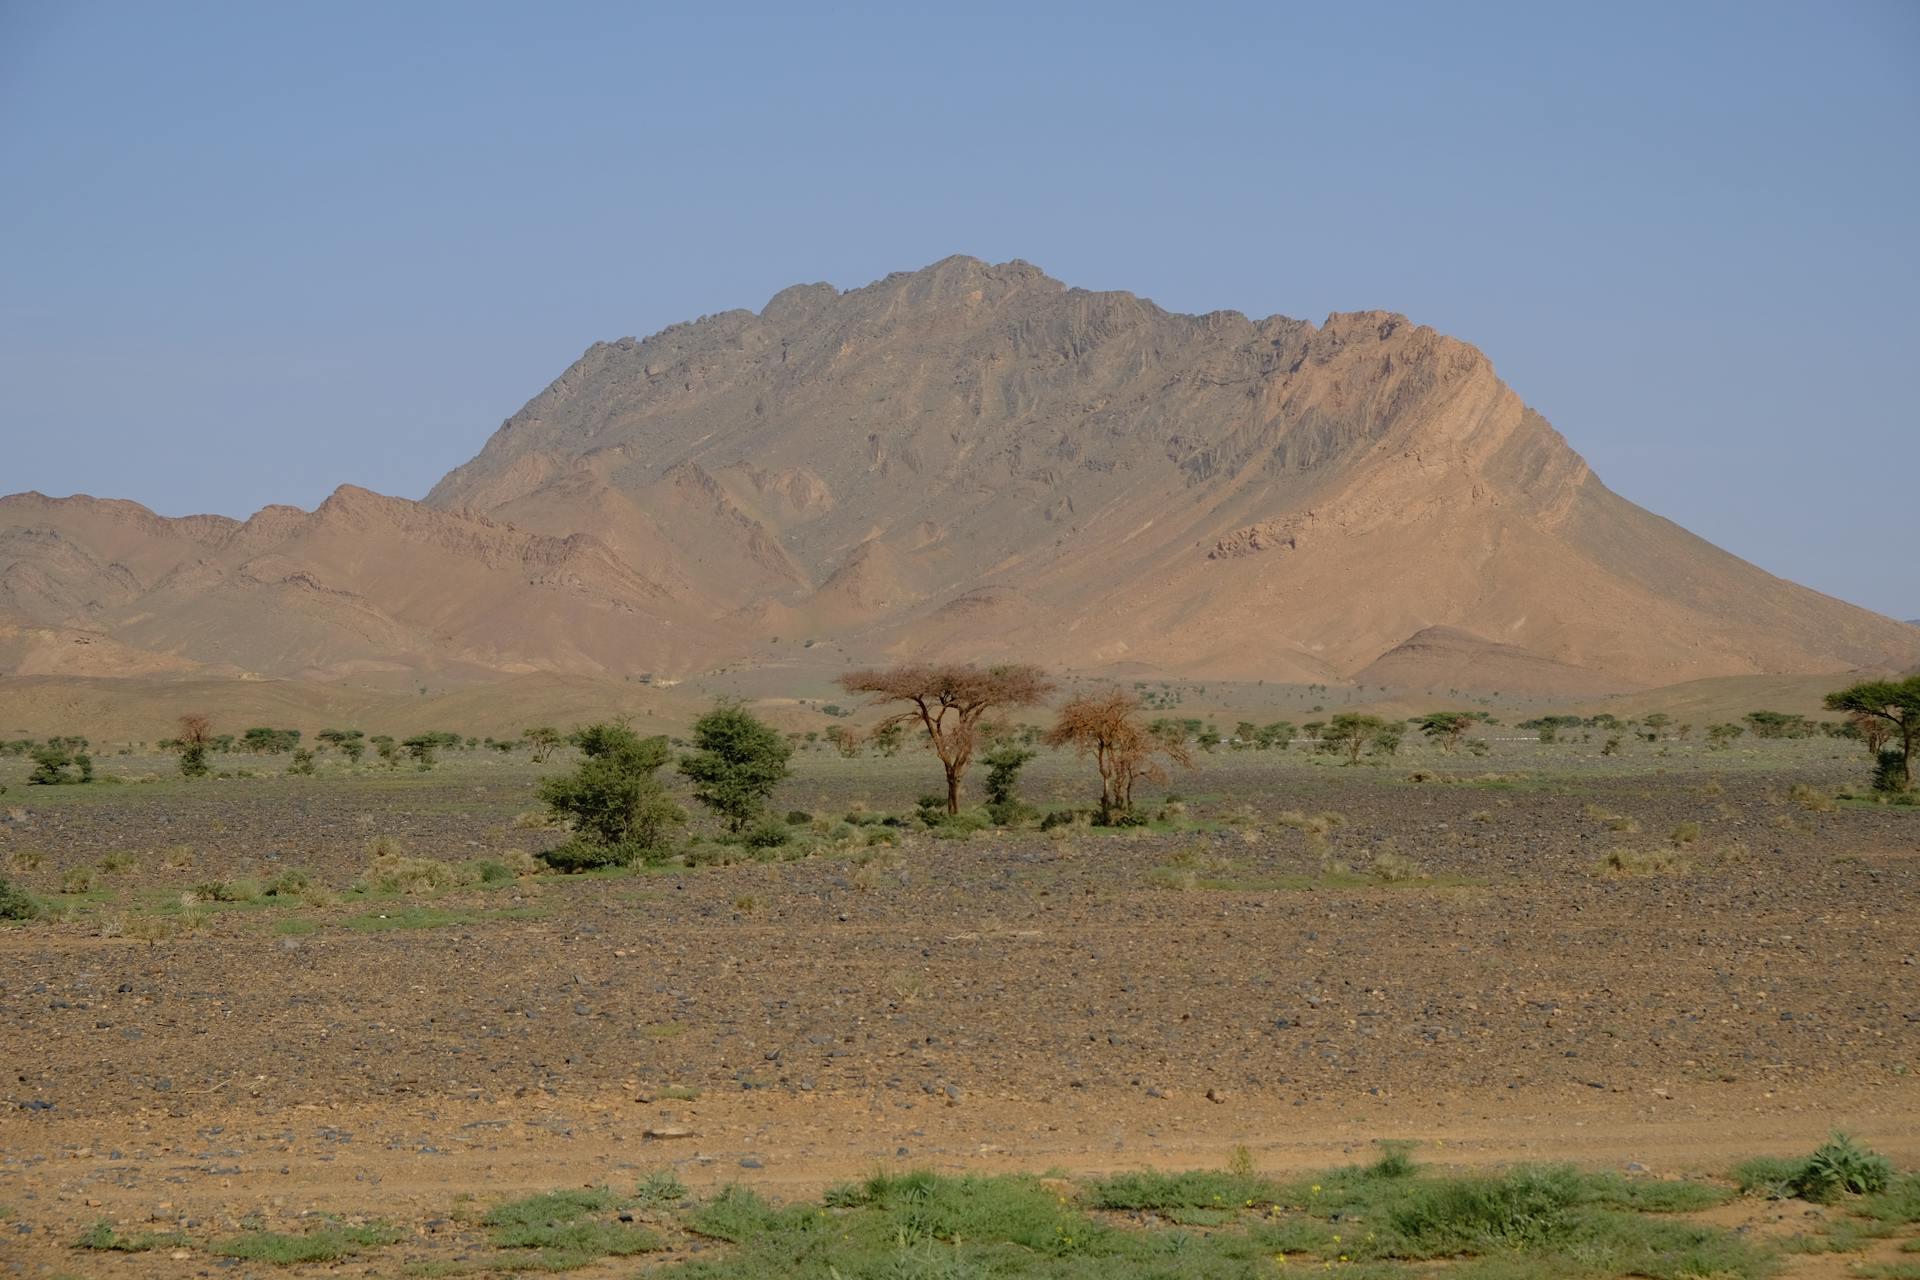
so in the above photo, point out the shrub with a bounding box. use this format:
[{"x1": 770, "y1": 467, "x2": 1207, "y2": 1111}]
[
  {"x1": 1790, "y1": 783, "x2": 1837, "y2": 813},
  {"x1": 1873, "y1": 748, "x2": 1909, "y2": 794},
  {"x1": 538, "y1": 723, "x2": 684, "y2": 870},
  {"x1": 678, "y1": 701, "x2": 792, "y2": 833},
  {"x1": 263, "y1": 868, "x2": 313, "y2": 897},
  {"x1": 0, "y1": 875, "x2": 40, "y2": 922},
  {"x1": 1370, "y1": 848, "x2": 1425, "y2": 883},
  {"x1": 1593, "y1": 849, "x2": 1688, "y2": 878},
  {"x1": 193, "y1": 877, "x2": 262, "y2": 903},
  {"x1": 982, "y1": 743, "x2": 1037, "y2": 825},
  {"x1": 742, "y1": 818, "x2": 791, "y2": 849},
  {"x1": 1790, "y1": 1134, "x2": 1894, "y2": 1203},
  {"x1": 785, "y1": 809, "x2": 813, "y2": 826},
  {"x1": 27, "y1": 745, "x2": 92, "y2": 785},
  {"x1": 358, "y1": 852, "x2": 455, "y2": 894}
]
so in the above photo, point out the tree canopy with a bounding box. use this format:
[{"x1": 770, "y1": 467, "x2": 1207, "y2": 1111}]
[
  {"x1": 839, "y1": 663, "x2": 1054, "y2": 813},
  {"x1": 1824, "y1": 676, "x2": 1920, "y2": 792},
  {"x1": 678, "y1": 701, "x2": 792, "y2": 832},
  {"x1": 1044, "y1": 688, "x2": 1191, "y2": 816}
]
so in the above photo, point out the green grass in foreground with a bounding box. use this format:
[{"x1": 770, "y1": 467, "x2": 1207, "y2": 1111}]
[
  {"x1": 662, "y1": 1156, "x2": 1770, "y2": 1280},
  {"x1": 67, "y1": 1144, "x2": 1920, "y2": 1276},
  {"x1": 210, "y1": 1223, "x2": 405, "y2": 1263}
]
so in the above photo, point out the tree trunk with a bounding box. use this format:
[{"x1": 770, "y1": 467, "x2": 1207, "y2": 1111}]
[{"x1": 945, "y1": 766, "x2": 961, "y2": 815}]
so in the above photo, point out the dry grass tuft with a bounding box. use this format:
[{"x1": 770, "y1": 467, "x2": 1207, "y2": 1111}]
[
  {"x1": 1593, "y1": 848, "x2": 1689, "y2": 878},
  {"x1": 1789, "y1": 784, "x2": 1837, "y2": 813}
]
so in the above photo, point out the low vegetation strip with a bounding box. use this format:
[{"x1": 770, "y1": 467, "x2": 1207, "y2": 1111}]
[{"x1": 59, "y1": 1139, "x2": 1920, "y2": 1277}]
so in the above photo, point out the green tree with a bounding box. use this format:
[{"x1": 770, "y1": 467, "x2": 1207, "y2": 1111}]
[
  {"x1": 1824, "y1": 676, "x2": 1920, "y2": 793},
  {"x1": 981, "y1": 743, "x2": 1037, "y2": 825},
  {"x1": 538, "y1": 723, "x2": 683, "y2": 869},
  {"x1": 174, "y1": 713, "x2": 214, "y2": 779},
  {"x1": 1321, "y1": 714, "x2": 1394, "y2": 765},
  {"x1": 402, "y1": 733, "x2": 440, "y2": 767},
  {"x1": 1744, "y1": 710, "x2": 1810, "y2": 740},
  {"x1": 28, "y1": 744, "x2": 91, "y2": 785},
  {"x1": 241, "y1": 727, "x2": 301, "y2": 754},
  {"x1": 1417, "y1": 711, "x2": 1476, "y2": 753},
  {"x1": 677, "y1": 702, "x2": 792, "y2": 833},
  {"x1": 1706, "y1": 722, "x2": 1745, "y2": 750},
  {"x1": 370, "y1": 735, "x2": 398, "y2": 767},
  {"x1": 316, "y1": 728, "x2": 365, "y2": 763},
  {"x1": 839, "y1": 663, "x2": 1054, "y2": 813},
  {"x1": 1253, "y1": 721, "x2": 1295, "y2": 750}
]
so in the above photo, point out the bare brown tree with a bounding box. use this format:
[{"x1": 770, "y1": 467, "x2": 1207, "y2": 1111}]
[
  {"x1": 1044, "y1": 688, "x2": 1192, "y2": 817},
  {"x1": 1850, "y1": 711, "x2": 1894, "y2": 757},
  {"x1": 174, "y1": 712, "x2": 215, "y2": 778},
  {"x1": 839, "y1": 663, "x2": 1054, "y2": 813}
]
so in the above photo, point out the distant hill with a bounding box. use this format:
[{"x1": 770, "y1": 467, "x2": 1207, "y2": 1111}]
[{"x1": 5, "y1": 256, "x2": 1917, "y2": 696}]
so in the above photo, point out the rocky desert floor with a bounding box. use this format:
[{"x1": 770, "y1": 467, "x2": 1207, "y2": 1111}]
[{"x1": 1, "y1": 739, "x2": 1916, "y2": 1277}]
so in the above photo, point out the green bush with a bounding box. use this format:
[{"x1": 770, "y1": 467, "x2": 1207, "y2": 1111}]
[
  {"x1": 678, "y1": 702, "x2": 792, "y2": 832},
  {"x1": 0, "y1": 875, "x2": 41, "y2": 922},
  {"x1": 1791, "y1": 1133, "x2": 1894, "y2": 1202},
  {"x1": 537, "y1": 723, "x2": 683, "y2": 871},
  {"x1": 1737, "y1": 1133, "x2": 1894, "y2": 1203},
  {"x1": 742, "y1": 818, "x2": 791, "y2": 849},
  {"x1": 27, "y1": 745, "x2": 91, "y2": 785}
]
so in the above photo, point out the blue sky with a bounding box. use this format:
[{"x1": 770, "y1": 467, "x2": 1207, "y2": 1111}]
[{"x1": 2, "y1": 1, "x2": 1915, "y2": 615}]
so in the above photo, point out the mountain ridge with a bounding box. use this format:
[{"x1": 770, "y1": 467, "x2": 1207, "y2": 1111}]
[{"x1": 4, "y1": 256, "x2": 1916, "y2": 692}]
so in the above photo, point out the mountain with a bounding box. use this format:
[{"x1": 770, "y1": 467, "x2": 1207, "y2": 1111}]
[{"x1": 4, "y1": 256, "x2": 1917, "y2": 693}]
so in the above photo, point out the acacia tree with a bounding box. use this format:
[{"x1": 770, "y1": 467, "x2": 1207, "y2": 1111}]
[
  {"x1": 522, "y1": 726, "x2": 564, "y2": 763},
  {"x1": 316, "y1": 727, "x2": 366, "y2": 763},
  {"x1": 174, "y1": 713, "x2": 214, "y2": 778},
  {"x1": 1322, "y1": 713, "x2": 1396, "y2": 765},
  {"x1": 1044, "y1": 688, "x2": 1192, "y2": 818},
  {"x1": 839, "y1": 663, "x2": 1054, "y2": 813},
  {"x1": 1825, "y1": 676, "x2": 1920, "y2": 793},
  {"x1": 1417, "y1": 711, "x2": 1475, "y2": 753}
]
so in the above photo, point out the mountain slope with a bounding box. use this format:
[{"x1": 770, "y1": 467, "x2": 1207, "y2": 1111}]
[
  {"x1": 4, "y1": 256, "x2": 1915, "y2": 689},
  {"x1": 425, "y1": 255, "x2": 1919, "y2": 684},
  {"x1": 0, "y1": 486, "x2": 732, "y2": 685}
]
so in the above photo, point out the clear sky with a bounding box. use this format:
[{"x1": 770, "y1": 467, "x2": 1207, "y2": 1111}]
[{"x1": 2, "y1": 1, "x2": 1915, "y2": 615}]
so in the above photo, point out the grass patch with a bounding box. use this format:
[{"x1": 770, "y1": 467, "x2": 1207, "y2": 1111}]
[
  {"x1": 477, "y1": 1186, "x2": 663, "y2": 1269},
  {"x1": 654, "y1": 1155, "x2": 1772, "y2": 1279},
  {"x1": 210, "y1": 1222, "x2": 403, "y2": 1263},
  {"x1": 340, "y1": 905, "x2": 544, "y2": 932},
  {"x1": 1735, "y1": 1133, "x2": 1895, "y2": 1204},
  {"x1": 75, "y1": 1222, "x2": 193, "y2": 1252},
  {"x1": 1593, "y1": 848, "x2": 1689, "y2": 877}
]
